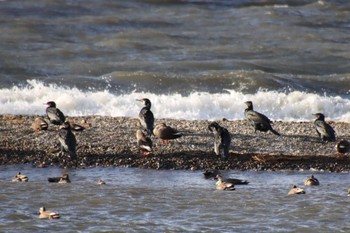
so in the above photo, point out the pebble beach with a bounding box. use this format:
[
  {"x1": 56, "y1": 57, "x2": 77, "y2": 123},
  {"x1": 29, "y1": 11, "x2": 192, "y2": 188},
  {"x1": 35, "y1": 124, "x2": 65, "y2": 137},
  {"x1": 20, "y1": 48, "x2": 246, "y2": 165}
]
[{"x1": 1, "y1": 114, "x2": 349, "y2": 172}]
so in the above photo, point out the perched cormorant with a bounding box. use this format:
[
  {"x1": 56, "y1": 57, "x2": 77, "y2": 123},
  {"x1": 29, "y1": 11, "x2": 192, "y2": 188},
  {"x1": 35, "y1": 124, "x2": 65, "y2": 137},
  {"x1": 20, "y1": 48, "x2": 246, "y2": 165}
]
[
  {"x1": 137, "y1": 98, "x2": 154, "y2": 136},
  {"x1": 58, "y1": 121, "x2": 77, "y2": 160},
  {"x1": 136, "y1": 129, "x2": 153, "y2": 156},
  {"x1": 208, "y1": 122, "x2": 231, "y2": 159},
  {"x1": 288, "y1": 185, "x2": 305, "y2": 195},
  {"x1": 31, "y1": 117, "x2": 48, "y2": 132},
  {"x1": 216, "y1": 174, "x2": 249, "y2": 185},
  {"x1": 313, "y1": 113, "x2": 336, "y2": 142},
  {"x1": 153, "y1": 123, "x2": 182, "y2": 143},
  {"x1": 46, "y1": 101, "x2": 65, "y2": 125},
  {"x1": 39, "y1": 207, "x2": 60, "y2": 219},
  {"x1": 335, "y1": 139, "x2": 350, "y2": 154},
  {"x1": 215, "y1": 175, "x2": 235, "y2": 191},
  {"x1": 244, "y1": 101, "x2": 280, "y2": 136},
  {"x1": 304, "y1": 175, "x2": 320, "y2": 186}
]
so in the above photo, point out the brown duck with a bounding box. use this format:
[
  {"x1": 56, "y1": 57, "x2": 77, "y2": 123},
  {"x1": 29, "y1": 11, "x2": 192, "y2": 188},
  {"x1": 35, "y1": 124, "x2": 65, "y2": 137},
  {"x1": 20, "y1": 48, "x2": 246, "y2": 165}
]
[{"x1": 153, "y1": 123, "x2": 182, "y2": 144}]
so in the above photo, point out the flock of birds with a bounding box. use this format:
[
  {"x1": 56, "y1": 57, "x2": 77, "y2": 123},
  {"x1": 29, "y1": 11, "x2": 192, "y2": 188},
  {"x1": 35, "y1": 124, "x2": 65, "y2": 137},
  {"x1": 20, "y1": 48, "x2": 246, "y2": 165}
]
[
  {"x1": 11, "y1": 168, "x2": 350, "y2": 220},
  {"x1": 9, "y1": 98, "x2": 349, "y2": 219},
  {"x1": 31, "y1": 98, "x2": 350, "y2": 162}
]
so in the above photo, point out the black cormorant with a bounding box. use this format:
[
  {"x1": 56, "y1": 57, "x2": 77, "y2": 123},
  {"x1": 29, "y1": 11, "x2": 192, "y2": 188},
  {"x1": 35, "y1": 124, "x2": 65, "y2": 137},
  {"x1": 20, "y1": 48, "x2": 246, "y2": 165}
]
[
  {"x1": 313, "y1": 113, "x2": 336, "y2": 142},
  {"x1": 208, "y1": 121, "x2": 231, "y2": 159}
]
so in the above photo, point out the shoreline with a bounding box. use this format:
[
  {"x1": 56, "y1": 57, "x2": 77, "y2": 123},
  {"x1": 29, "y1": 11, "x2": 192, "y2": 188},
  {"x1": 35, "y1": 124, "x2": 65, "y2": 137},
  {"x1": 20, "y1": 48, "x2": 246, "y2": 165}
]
[{"x1": 0, "y1": 114, "x2": 350, "y2": 172}]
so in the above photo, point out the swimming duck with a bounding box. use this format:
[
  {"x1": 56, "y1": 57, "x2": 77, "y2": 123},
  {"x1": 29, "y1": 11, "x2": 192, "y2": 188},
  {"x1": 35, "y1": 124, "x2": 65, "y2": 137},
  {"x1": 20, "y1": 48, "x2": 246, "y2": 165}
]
[
  {"x1": 137, "y1": 98, "x2": 154, "y2": 136},
  {"x1": 335, "y1": 139, "x2": 350, "y2": 154},
  {"x1": 153, "y1": 123, "x2": 182, "y2": 144},
  {"x1": 244, "y1": 101, "x2": 280, "y2": 136},
  {"x1": 12, "y1": 172, "x2": 29, "y2": 182},
  {"x1": 288, "y1": 185, "x2": 306, "y2": 195},
  {"x1": 304, "y1": 175, "x2": 320, "y2": 186},
  {"x1": 136, "y1": 129, "x2": 153, "y2": 156},
  {"x1": 46, "y1": 101, "x2": 66, "y2": 125},
  {"x1": 31, "y1": 117, "x2": 48, "y2": 132},
  {"x1": 48, "y1": 174, "x2": 71, "y2": 183},
  {"x1": 39, "y1": 207, "x2": 60, "y2": 219},
  {"x1": 216, "y1": 174, "x2": 249, "y2": 185},
  {"x1": 208, "y1": 121, "x2": 231, "y2": 159},
  {"x1": 97, "y1": 179, "x2": 106, "y2": 185},
  {"x1": 215, "y1": 175, "x2": 235, "y2": 191},
  {"x1": 313, "y1": 113, "x2": 336, "y2": 142}
]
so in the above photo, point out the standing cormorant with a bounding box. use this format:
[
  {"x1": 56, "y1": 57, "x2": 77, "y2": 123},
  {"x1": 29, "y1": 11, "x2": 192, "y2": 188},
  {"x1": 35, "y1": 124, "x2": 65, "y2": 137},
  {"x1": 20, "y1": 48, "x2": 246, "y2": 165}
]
[
  {"x1": 244, "y1": 101, "x2": 280, "y2": 136},
  {"x1": 58, "y1": 121, "x2": 77, "y2": 161},
  {"x1": 137, "y1": 98, "x2": 154, "y2": 136},
  {"x1": 46, "y1": 101, "x2": 65, "y2": 125},
  {"x1": 153, "y1": 123, "x2": 182, "y2": 144},
  {"x1": 208, "y1": 121, "x2": 231, "y2": 159},
  {"x1": 313, "y1": 113, "x2": 336, "y2": 142}
]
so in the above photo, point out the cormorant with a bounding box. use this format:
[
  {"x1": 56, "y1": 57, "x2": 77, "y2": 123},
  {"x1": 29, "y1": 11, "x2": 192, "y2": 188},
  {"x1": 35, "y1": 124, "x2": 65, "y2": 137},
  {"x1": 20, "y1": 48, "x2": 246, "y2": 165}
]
[
  {"x1": 153, "y1": 123, "x2": 182, "y2": 143},
  {"x1": 136, "y1": 129, "x2": 153, "y2": 155},
  {"x1": 208, "y1": 121, "x2": 231, "y2": 159},
  {"x1": 313, "y1": 113, "x2": 336, "y2": 142},
  {"x1": 58, "y1": 121, "x2": 77, "y2": 160},
  {"x1": 137, "y1": 98, "x2": 154, "y2": 136},
  {"x1": 244, "y1": 101, "x2": 280, "y2": 136},
  {"x1": 46, "y1": 101, "x2": 65, "y2": 125}
]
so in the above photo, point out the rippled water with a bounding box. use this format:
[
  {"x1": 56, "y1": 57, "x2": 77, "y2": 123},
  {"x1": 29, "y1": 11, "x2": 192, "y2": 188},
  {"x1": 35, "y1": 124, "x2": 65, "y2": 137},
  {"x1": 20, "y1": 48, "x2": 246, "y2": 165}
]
[
  {"x1": 1, "y1": 165, "x2": 350, "y2": 232},
  {"x1": 0, "y1": 0, "x2": 350, "y2": 121}
]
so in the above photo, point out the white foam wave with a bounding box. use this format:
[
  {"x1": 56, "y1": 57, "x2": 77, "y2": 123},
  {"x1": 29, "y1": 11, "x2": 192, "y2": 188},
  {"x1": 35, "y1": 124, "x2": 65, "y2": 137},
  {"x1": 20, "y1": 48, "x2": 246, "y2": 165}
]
[{"x1": 1, "y1": 80, "x2": 349, "y2": 122}]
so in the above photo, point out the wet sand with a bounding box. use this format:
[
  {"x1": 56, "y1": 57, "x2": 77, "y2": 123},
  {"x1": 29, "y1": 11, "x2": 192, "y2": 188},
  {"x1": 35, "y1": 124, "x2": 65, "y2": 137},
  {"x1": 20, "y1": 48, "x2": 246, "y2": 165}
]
[{"x1": 0, "y1": 115, "x2": 349, "y2": 172}]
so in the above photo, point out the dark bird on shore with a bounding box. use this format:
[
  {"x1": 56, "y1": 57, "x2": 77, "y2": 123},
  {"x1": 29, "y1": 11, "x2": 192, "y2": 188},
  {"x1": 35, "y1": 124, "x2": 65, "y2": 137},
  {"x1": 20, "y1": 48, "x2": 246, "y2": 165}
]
[
  {"x1": 48, "y1": 174, "x2": 71, "y2": 183},
  {"x1": 137, "y1": 98, "x2": 154, "y2": 136},
  {"x1": 244, "y1": 101, "x2": 280, "y2": 136},
  {"x1": 335, "y1": 139, "x2": 350, "y2": 154},
  {"x1": 12, "y1": 172, "x2": 29, "y2": 182},
  {"x1": 136, "y1": 129, "x2": 153, "y2": 156},
  {"x1": 288, "y1": 185, "x2": 305, "y2": 195},
  {"x1": 208, "y1": 122, "x2": 231, "y2": 159},
  {"x1": 203, "y1": 169, "x2": 221, "y2": 180},
  {"x1": 313, "y1": 113, "x2": 336, "y2": 142},
  {"x1": 304, "y1": 175, "x2": 319, "y2": 186},
  {"x1": 31, "y1": 117, "x2": 48, "y2": 132},
  {"x1": 46, "y1": 101, "x2": 65, "y2": 125},
  {"x1": 215, "y1": 175, "x2": 236, "y2": 191},
  {"x1": 216, "y1": 174, "x2": 249, "y2": 185},
  {"x1": 153, "y1": 123, "x2": 182, "y2": 144},
  {"x1": 58, "y1": 121, "x2": 77, "y2": 161}
]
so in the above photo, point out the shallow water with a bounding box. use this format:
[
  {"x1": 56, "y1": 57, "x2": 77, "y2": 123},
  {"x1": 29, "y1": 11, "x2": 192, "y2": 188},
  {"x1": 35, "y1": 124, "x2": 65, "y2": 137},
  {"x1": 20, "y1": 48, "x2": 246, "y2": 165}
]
[{"x1": 1, "y1": 165, "x2": 350, "y2": 232}]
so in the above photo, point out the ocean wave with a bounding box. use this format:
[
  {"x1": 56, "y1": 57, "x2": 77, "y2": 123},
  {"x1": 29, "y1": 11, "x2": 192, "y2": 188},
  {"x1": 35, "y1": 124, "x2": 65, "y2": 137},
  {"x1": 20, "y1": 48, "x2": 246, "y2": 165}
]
[{"x1": 0, "y1": 80, "x2": 349, "y2": 122}]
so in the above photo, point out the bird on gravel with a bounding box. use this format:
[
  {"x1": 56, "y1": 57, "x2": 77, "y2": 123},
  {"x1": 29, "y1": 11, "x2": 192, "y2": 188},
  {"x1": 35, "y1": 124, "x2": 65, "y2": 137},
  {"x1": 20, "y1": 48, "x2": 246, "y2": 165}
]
[
  {"x1": 244, "y1": 101, "x2": 280, "y2": 136},
  {"x1": 136, "y1": 129, "x2": 153, "y2": 156},
  {"x1": 313, "y1": 113, "x2": 335, "y2": 142},
  {"x1": 58, "y1": 121, "x2": 77, "y2": 161},
  {"x1": 31, "y1": 117, "x2": 48, "y2": 132},
  {"x1": 137, "y1": 98, "x2": 154, "y2": 136},
  {"x1": 153, "y1": 123, "x2": 182, "y2": 144},
  {"x1": 46, "y1": 101, "x2": 65, "y2": 125},
  {"x1": 208, "y1": 121, "x2": 231, "y2": 159}
]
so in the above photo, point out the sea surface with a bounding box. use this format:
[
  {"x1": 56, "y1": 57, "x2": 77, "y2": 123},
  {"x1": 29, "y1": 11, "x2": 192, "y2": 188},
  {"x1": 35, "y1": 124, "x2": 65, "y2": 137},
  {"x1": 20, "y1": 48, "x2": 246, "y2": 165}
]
[
  {"x1": 0, "y1": 165, "x2": 350, "y2": 233},
  {"x1": 0, "y1": 0, "x2": 349, "y2": 121}
]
